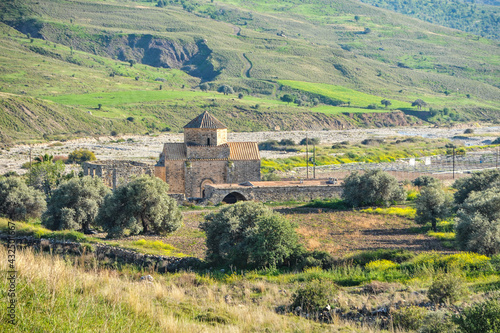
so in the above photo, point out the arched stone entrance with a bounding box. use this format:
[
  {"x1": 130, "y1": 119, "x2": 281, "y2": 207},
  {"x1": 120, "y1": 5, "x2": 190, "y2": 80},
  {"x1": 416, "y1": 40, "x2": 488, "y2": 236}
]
[
  {"x1": 200, "y1": 178, "x2": 215, "y2": 198},
  {"x1": 222, "y1": 192, "x2": 247, "y2": 204}
]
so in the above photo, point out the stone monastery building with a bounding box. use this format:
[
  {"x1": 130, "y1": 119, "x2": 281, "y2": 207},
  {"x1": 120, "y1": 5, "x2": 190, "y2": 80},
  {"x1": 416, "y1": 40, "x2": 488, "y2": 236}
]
[{"x1": 154, "y1": 111, "x2": 261, "y2": 198}]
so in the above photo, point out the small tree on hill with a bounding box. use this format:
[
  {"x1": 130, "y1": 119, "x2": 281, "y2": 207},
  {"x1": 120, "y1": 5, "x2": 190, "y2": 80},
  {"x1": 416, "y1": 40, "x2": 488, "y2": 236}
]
[
  {"x1": 42, "y1": 176, "x2": 111, "y2": 232},
  {"x1": 281, "y1": 94, "x2": 295, "y2": 104},
  {"x1": 0, "y1": 177, "x2": 46, "y2": 220},
  {"x1": 412, "y1": 99, "x2": 427, "y2": 110},
  {"x1": 217, "y1": 84, "x2": 234, "y2": 95},
  {"x1": 455, "y1": 187, "x2": 500, "y2": 255},
  {"x1": 415, "y1": 185, "x2": 452, "y2": 231},
  {"x1": 381, "y1": 99, "x2": 392, "y2": 108},
  {"x1": 68, "y1": 148, "x2": 96, "y2": 164},
  {"x1": 200, "y1": 201, "x2": 300, "y2": 268},
  {"x1": 96, "y1": 176, "x2": 182, "y2": 238},
  {"x1": 342, "y1": 170, "x2": 405, "y2": 207},
  {"x1": 199, "y1": 82, "x2": 209, "y2": 91}
]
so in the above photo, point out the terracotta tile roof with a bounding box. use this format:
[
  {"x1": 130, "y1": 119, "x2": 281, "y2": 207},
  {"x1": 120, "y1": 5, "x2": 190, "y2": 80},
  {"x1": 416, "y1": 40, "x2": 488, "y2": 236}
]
[
  {"x1": 183, "y1": 111, "x2": 227, "y2": 129},
  {"x1": 228, "y1": 142, "x2": 260, "y2": 160},
  {"x1": 164, "y1": 143, "x2": 187, "y2": 160}
]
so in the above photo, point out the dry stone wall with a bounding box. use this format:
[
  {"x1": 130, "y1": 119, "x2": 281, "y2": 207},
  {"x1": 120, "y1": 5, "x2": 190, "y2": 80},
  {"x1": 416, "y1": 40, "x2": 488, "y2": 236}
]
[{"x1": 2, "y1": 236, "x2": 201, "y2": 273}]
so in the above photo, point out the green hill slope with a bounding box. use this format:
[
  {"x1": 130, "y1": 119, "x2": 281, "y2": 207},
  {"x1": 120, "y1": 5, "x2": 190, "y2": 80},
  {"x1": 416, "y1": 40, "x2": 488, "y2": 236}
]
[{"x1": 0, "y1": 0, "x2": 499, "y2": 144}]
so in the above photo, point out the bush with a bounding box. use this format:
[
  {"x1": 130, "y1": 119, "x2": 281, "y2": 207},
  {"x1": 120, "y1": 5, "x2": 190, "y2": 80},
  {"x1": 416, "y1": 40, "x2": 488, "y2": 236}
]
[
  {"x1": 392, "y1": 306, "x2": 427, "y2": 331},
  {"x1": 453, "y1": 299, "x2": 500, "y2": 333},
  {"x1": 365, "y1": 259, "x2": 399, "y2": 271},
  {"x1": 419, "y1": 310, "x2": 456, "y2": 333},
  {"x1": 345, "y1": 249, "x2": 415, "y2": 266},
  {"x1": 96, "y1": 176, "x2": 182, "y2": 238},
  {"x1": 200, "y1": 201, "x2": 300, "y2": 268},
  {"x1": 415, "y1": 185, "x2": 452, "y2": 231},
  {"x1": 298, "y1": 250, "x2": 336, "y2": 270},
  {"x1": 464, "y1": 128, "x2": 474, "y2": 134},
  {"x1": 0, "y1": 177, "x2": 46, "y2": 220},
  {"x1": 455, "y1": 187, "x2": 500, "y2": 255},
  {"x1": 67, "y1": 148, "x2": 96, "y2": 164},
  {"x1": 217, "y1": 84, "x2": 234, "y2": 95},
  {"x1": 300, "y1": 137, "x2": 320, "y2": 145},
  {"x1": 453, "y1": 169, "x2": 500, "y2": 204},
  {"x1": 258, "y1": 140, "x2": 279, "y2": 150},
  {"x1": 342, "y1": 170, "x2": 405, "y2": 207},
  {"x1": 291, "y1": 279, "x2": 337, "y2": 314},
  {"x1": 279, "y1": 139, "x2": 295, "y2": 146},
  {"x1": 42, "y1": 176, "x2": 111, "y2": 232},
  {"x1": 412, "y1": 175, "x2": 440, "y2": 187},
  {"x1": 427, "y1": 273, "x2": 468, "y2": 304}
]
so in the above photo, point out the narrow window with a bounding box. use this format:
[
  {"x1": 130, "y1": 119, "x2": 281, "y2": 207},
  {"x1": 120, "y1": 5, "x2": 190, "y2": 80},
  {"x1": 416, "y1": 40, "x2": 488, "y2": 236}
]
[{"x1": 207, "y1": 138, "x2": 211, "y2": 145}]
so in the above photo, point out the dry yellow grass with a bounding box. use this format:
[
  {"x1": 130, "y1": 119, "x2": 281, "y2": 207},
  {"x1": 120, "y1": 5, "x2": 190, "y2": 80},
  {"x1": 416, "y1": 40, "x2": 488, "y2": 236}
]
[{"x1": 0, "y1": 247, "x2": 385, "y2": 332}]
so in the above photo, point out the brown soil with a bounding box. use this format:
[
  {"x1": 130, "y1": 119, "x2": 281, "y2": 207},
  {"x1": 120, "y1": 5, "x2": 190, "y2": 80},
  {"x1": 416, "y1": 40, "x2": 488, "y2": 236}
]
[{"x1": 108, "y1": 207, "x2": 452, "y2": 259}]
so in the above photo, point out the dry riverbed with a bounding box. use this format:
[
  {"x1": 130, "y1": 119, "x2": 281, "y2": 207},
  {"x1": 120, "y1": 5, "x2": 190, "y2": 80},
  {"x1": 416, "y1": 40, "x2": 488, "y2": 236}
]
[{"x1": 1, "y1": 126, "x2": 499, "y2": 175}]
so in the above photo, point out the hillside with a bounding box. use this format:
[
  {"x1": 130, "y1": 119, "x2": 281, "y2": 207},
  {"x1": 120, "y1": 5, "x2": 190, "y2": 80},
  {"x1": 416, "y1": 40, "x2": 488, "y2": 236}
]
[
  {"x1": 0, "y1": 0, "x2": 499, "y2": 144},
  {"x1": 359, "y1": 0, "x2": 500, "y2": 40}
]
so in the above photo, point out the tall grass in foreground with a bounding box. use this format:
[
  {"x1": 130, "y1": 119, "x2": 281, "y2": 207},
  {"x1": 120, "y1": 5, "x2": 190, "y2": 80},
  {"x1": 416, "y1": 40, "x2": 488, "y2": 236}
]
[{"x1": 0, "y1": 247, "x2": 379, "y2": 332}]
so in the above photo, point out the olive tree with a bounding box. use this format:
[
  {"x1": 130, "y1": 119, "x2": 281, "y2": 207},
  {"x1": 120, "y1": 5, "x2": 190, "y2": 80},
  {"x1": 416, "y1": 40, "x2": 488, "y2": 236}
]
[
  {"x1": 26, "y1": 160, "x2": 66, "y2": 197},
  {"x1": 342, "y1": 170, "x2": 405, "y2": 207},
  {"x1": 200, "y1": 201, "x2": 300, "y2": 268},
  {"x1": 0, "y1": 177, "x2": 46, "y2": 220},
  {"x1": 42, "y1": 176, "x2": 111, "y2": 232},
  {"x1": 455, "y1": 187, "x2": 500, "y2": 255},
  {"x1": 415, "y1": 185, "x2": 452, "y2": 231},
  {"x1": 96, "y1": 176, "x2": 182, "y2": 238},
  {"x1": 453, "y1": 169, "x2": 500, "y2": 204}
]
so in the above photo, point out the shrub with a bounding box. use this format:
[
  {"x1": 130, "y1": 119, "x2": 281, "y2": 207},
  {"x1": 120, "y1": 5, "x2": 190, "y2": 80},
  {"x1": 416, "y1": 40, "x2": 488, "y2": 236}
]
[
  {"x1": 427, "y1": 273, "x2": 468, "y2": 304},
  {"x1": 261, "y1": 172, "x2": 281, "y2": 181},
  {"x1": 96, "y1": 176, "x2": 182, "y2": 238},
  {"x1": 342, "y1": 170, "x2": 405, "y2": 207},
  {"x1": 199, "y1": 82, "x2": 209, "y2": 91},
  {"x1": 346, "y1": 249, "x2": 414, "y2": 266},
  {"x1": 415, "y1": 185, "x2": 452, "y2": 231},
  {"x1": 419, "y1": 310, "x2": 456, "y2": 333},
  {"x1": 67, "y1": 148, "x2": 96, "y2": 164},
  {"x1": 365, "y1": 259, "x2": 399, "y2": 271},
  {"x1": 453, "y1": 169, "x2": 500, "y2": 204},
  {"x1": 200, "y1": 201, "x2": 300, "y2": 268},
  {"x1": 298, "y1": 250, "x2": 336, "y2": 270},
  {"x1": 412, "y1": 175, "x2": 440, "y2": 187},
  {"x1": 464, "y1": 128, "x2": 474, "y2": 134},
  {"x1": 392, "y1": 306, "x2": 427, "y2": 331},
  {"x1": 42, "y1": 176, "x2": 111, "y2": 232},
  {"x1": 455, "y1": 187, "x2": 500, "y2": 255},
  {"x1": 300, "y1": 137, "x2": 320, "y2": 145},
  {"x1": 279, "y1": 139, "x2": 295, "y2": 146},
  {"x1": 0, "y1": 177, "x2": 46, "y2": 220},
  {"x1": 217, "y1": 84, "x2": 234, "y2": 95},
  {"x1": 291, "y1": 279, "x2": 337, "y2": 313},
  {"x1": 453, "y1": 299, "x2": 500, "y2": 333}
]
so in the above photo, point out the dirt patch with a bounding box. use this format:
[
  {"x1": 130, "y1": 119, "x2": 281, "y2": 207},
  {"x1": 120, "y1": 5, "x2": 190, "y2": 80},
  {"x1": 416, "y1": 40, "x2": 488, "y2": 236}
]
[{"x1": 285, "y1": 209, "x2": 450, "y2": 257}]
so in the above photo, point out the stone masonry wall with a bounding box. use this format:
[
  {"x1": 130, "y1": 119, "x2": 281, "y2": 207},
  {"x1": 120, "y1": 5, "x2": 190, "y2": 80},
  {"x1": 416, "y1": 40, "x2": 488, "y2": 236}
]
[
  {"x1": 184, "y1": 128, "x2": 227, "y2": 146},
  {"x1": 228, "y1": 160, "x2": 261, "y2": 184},
  {"x1": 204, "y1": 184, "x2": 343, "y2": 204},
  {"x1": 185, "y1": 160, "x2": 228, "y2": 198},
  {"x1": 83, "y1": 160, "x2": 154, "y2": 190},
  {"x1": 186, "y1": 145, "x2": 230, "y2": 159}
]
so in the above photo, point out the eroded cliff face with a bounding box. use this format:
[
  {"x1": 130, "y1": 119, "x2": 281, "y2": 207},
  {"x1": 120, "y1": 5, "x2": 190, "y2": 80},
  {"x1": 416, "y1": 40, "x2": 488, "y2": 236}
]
[
  {"x1": 107, "y1": 35, "x2": 220, "y2": 81},
  {"x1": 13, "y1": 19, "x2": 220, "y2": 80}
]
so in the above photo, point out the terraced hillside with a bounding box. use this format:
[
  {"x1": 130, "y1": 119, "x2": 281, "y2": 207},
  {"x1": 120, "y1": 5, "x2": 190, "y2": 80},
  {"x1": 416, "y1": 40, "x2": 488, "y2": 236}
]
[{"x1": 0, "y1": 0, "x2": 499, "y2": 144}]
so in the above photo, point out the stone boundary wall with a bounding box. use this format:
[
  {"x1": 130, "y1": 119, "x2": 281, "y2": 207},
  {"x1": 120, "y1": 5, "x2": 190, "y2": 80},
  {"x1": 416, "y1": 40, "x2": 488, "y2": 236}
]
[
  {"x1": 204, "y1": 184, "x2": 343, "y2": 204},
  {"x1": 168, "y1": 193, "x2": 186, "y2": 204},
  {"x1": 1, "y1": 235, "x2": 202, "y2": 273}
]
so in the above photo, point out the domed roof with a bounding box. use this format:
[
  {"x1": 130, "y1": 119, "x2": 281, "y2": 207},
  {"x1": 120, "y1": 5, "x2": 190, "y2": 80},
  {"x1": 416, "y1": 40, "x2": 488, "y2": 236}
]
[{"x1": 183, "y1": 111, "x2": 227, "y2": 129}]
